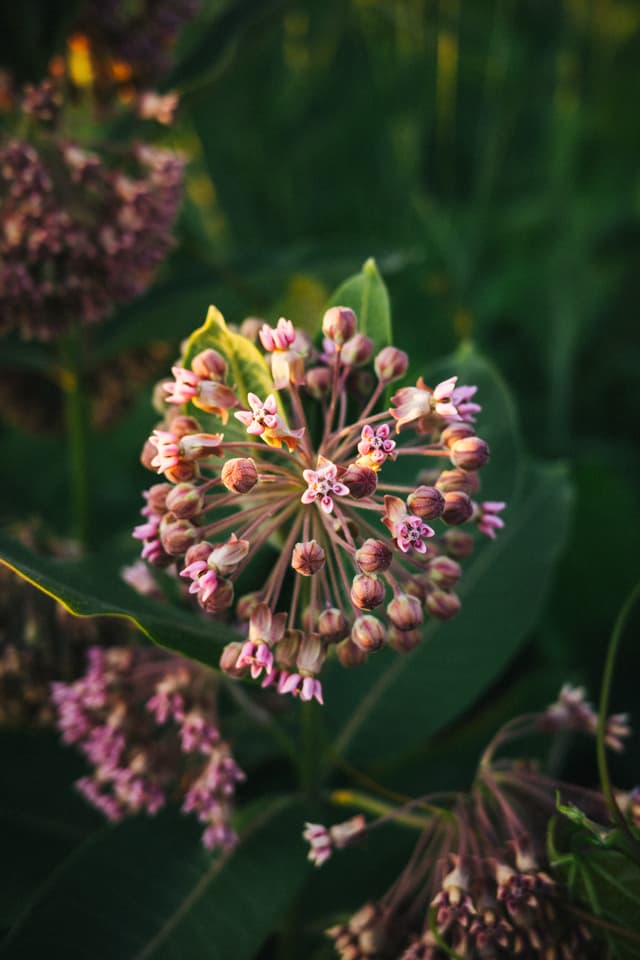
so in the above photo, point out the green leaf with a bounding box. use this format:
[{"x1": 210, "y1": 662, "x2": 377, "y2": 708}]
[
  {"x1": 326, "y1": 458, "x2": 572, "y2": 765},
  {"x1": 0, "y1": 533, "x2": 238, "y2": 669},
  {"x1": 326, "y1": 258, "x2": 392, "y2": 353},
  {"x1": 1, "y1": 796, "x2": 310, "y2": 960}
]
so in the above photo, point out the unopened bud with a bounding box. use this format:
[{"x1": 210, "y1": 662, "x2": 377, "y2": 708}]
[
  {"x1": 322, "y1": 306, "x2": 357, "y2": 345},
  {"x1": 440, "y1": 422, "x2": 476, "y2": 448},
  {"x1": 219, "y1": 641, "x2": 247, "y2": 678},
  {"x1": 184, "y1": 541, "x2": 213, "y2": 566},
  {"x1": 164, "y1": 461, "x2": 198, "y2": 484},
  {"x1": 305, "y1": 366, "x2": 332, "y2": 400},
  {"x1": 297, "y1": 634, "x2": 326, "y2": 675},
  {"x1": 221, "y1": 457, "x2": 258, "y2": 493},
  {"x1": 387, "y1": 594, "x2": 423, "y2": 630},
  {"x1": 355, "y1": 538, "x2": 392, "y2": 574},
  {"x1": 436, "y1": 468, "x2": 478, "y2": 495},
  {"x1": 336, "y1": 637, "x2": 368, "y2": 667},
  {"x1": 169, "y1": 415, "x2": 202, "y2": 438},
  {"x1": 428, "y1": 555, "x2": 461, "y2": 590},
  {"x1": 426, "y1": 589, "x2": 461, "y2": 620},
  {"x1": 341, "y1": 333, "x2": 374, "y2": 367},
  {"x1": 180, "y1": 433, "x2": 223, "y2": 461},
  {"x1": 145, "y1": 482, "x2": 172, "y2": 514},
  {"x1": 442, "y1": 490, "x2": 473, "y2": 525},
  {"x1": 159, "y1": 514, "x2": 201, "y2": 555},
  {"x1": 374, "y1": 346, "x2": 409, "y2": 383},
  {"x1": 165, "y1": 483, "x2": 205, "y2": 519},
  {"x1": 343, "y1": 464, "x2": 377, "y2": 499},
  {"x1": 209, "y1": 534, "x2": 250, "y2": 575},
  {"x1": 388, "y1": 627, "x2": 421, "y2": 653},
  {"x1": 141, "y1": 437, "x2": 158, "y2": 471},
  {"x1": 318, "y1": 607, "x2": 350, "y2": 643},
  {"x1": 407, "y1": 485, "x2": 445, "y2": 519},
  {"x1": 292, "y1": 540, "x2": 325, "y2": 576},
  {"x1": 236, "y1": 591, "x2": 261, "y2": 622},
  {"x1": 442, "y1": 529, "x2": 475, "y2": 558},
  {"x1": 450, "y1": 436, "x2": 490, "y2": 471},
  {"x1": 199, "y1": 577, "x2": 234, "y2": 613},
  {"x1": 351, "y1": 615, "x2": 386, "y2": 652},
  {"x1": 275, "y1": 630, "x2": 302, "y2": 670},
  {"x1": 191, "y1": 348, "x2": 227, "y2": 382},
  {"x1": 351, "y1": 574, "x2": 385, "y2": 610}
]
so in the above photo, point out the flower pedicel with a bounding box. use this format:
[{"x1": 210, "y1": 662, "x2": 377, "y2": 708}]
[{"x1": 133, "y1": 304, "x2": 507, "y2": 704}]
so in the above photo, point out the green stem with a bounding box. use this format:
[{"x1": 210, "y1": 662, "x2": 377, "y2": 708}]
[
  {"x1": 329, "y1": 788, "x2": 442, "y2": 830},
  {"x1": 596, "y1": 578, "x2": 640, "y2": 862},
  {"x1": 59, "y1": 327, "x2": 90, "y2": 547}
]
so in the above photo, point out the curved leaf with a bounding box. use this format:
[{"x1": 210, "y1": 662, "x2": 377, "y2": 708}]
[
  {"x1": 326, "y1": 257, "x2": 392, "y2": 352},
  {"x1": 0, "y1": 533, "x2": 238, "y2": 668},
  {"x1": 1, "y1": 796, "x2": 309, "y2": 960}
]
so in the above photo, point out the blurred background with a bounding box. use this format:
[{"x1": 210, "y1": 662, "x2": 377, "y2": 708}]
[{"x1": 1, "y1": 0, "x2": 640, "y2": 955}]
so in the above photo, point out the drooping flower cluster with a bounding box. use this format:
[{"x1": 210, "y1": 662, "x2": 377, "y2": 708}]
[
  {"x1": 133, "y1": 304, "x2": 507, "y2": 705},
  {"x1": 310, "y1": 687, "x2": 632, "y2": 960},
  {"x1": 51, "y1": 646, "x2": 244, "y2": 851},
  {"x1": 0, "y1": 83, "x2": 184, "y2": 340}
]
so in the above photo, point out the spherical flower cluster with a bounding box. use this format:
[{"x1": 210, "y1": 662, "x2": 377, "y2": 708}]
[
  {"x1": 133, "y1": 305, "x2": 507, "y2": 706},
  {"x1": 315, "y1": 689, "x2": 631, "y2": 960},
  {"x1": 51, "y1": 646, "x2": 244, "y2": 851},
  {"x1": 0, "y1": 114, "x2": 183, "y2": 339}
]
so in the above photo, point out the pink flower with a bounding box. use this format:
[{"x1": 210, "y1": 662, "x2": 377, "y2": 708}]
[
  {"x1": 259, "y1": 317, "x2": 296, "y2": 352},
  {"x1": 301, "y1": 459, "x2": 350, "y2": 513},
  {"x1": 181, "y1": 561, "x2": 219, "y2": 603},
  {"x1": 149, "y1": 429, "x2": 181, "y2": 474},
  {"x1": 451, "y1": 384, "x2": 481, "y2": 422},
  {"x1": 390, "y1": 381, "x2": 433, "y2": 433},
  {"x1": 432, "y1": 377, "x2": 459, "y2": 418},
  {"x1": 382, "y1": 495, "x2": 434, "y2": 553},
  {"x1": 356, "y1": 423, "x2": 396, "y2": 470},
  {"x1": 303, "y1": 823, "x2": 333, "y2": 866},
  {"x1": 234, "y1": 392, "x2": 279, "y2": 435},
  {"x1": 164, "y1": 365, "x2": 199, "y2": 404},
  {"x1": 235, "y1": 603, "x2": 287, "y2": 680},
  {"x1": 477, "y1": 501, "x2": 506, "y2": 539}
]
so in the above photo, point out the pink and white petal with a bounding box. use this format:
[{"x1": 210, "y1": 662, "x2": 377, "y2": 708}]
[
  {"x1": 301, "y1": 489, "x2": 317, "y2": 504},
  {"x1": 320, "y1": 496, "x2": 334, "y2": 513}
]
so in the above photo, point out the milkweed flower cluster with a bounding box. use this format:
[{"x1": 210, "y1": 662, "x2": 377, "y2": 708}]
[
  {"x1": 51, "y1": 646, "x2": 244, "y2": 851},
  {"x1": 312, "y1": 687, "x2": 632, "y2": 960},
  {"x1": 0, "y1": 79, "x2": 184, "y2": 340},
  {"x1": 133, "y1": 304, "x2": 506, "y2": 705}
]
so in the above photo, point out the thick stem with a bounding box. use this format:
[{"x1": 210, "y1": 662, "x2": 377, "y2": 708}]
[{"x1": 59, "y1": 327, "x2": 90, "y2": 547}]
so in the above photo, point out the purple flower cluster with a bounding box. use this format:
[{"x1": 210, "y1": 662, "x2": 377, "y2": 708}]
[
  {"x1": 51, "y1": 646, "x2": 244, "y2": 851},
  {"x1": 0, "y1": 134, "x2": 183, "y2": 339}
]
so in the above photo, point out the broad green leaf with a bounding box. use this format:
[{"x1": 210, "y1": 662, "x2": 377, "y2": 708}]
[
  {"x1": 326, "y1": 258, "x2": 392, "y2": 353},
  {"x1": 0, "y1": 533, "x2": 238, "y2": 668},
  {"x1": 326, "y1": 458, "x2": 572, "y2": 765},
  {"x1": 1, "y1": 796, "x2": 309, "y2": 960}
]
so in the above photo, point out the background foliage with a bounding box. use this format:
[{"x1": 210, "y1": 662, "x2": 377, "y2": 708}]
[{"x1": 1, "y1": 0, "x2": 640, "y2": 956}]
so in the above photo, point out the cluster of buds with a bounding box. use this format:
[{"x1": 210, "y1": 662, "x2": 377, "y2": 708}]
[
  {"x1": 314, "y1": 687, "x2": 631, "y2": 959},
  {"x1": 538, "y1": 683, "x2": 630, "y2": 751},
  {"x1": 51, "y1": 646, "x2": 244, "y2": 851},
  {"x1": 133, "y1": 304, "x2": 507, "y2": 705},
  {"x1": 0, "y1": 83, "x2": 184, "y2": 339}
]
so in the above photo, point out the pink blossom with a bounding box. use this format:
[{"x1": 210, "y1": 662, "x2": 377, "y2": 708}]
[
  {"x1": 303, "y1": 822, "x2": 333, "y2": 866},
  {"x1": 302, "y1": 459, "x2": 350, "y2": 513},
  {"x1": 149, "y1": 429, "x2": 181, "y2": 474},
  {"x1": 234, "y1": 392, "x2": 279, "y2": 435},
  {"x1": 356, "y1": 423, "x2": 396, "y2": 470},
  {"x1": 235, "y1": 604, "x2": 287, "y2": 680},
  {"x1": 477, "y1": 501, "x2": 506, "y2": 539},
  {"x1": 451, "y1": 384, "x2": 481, "y2": 422},
  {"x1": 432, "y1": 377, "x2": 459, "y2": 418},
  {"x1": 382, "y1": 495, "x2": 435, "y2": 553},
  {"x1": 164, "y1": 365, "x2": 199, "y2": 404},
  {"x1": 259, "y1": 317, "x2": 296, "y2": 352},
  {"x1": 180, "y1": 560, "x2": 219, "y2": 603}
]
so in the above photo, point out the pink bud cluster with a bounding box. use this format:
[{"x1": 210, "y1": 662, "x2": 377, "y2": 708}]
[
  {"x1": 51, "y1": 646, "x2": 244, "y2": 851},
  {"x1": 318, "y1": 691, "x2": 628, "y2": 959},
  {"x1": 134, "y1": 305, "x2": 507, "y2": 706},
  {"x1": 0, "y1": 92, "x2": 183, "y2": 339}
]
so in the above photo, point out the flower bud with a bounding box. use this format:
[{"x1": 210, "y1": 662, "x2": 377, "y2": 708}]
[
  {"x1": 387, "y1": 594, "x2": 423, "y2": 630},
  {"x1": 341, "y1": 333, "x2": 374, "y2": 367},
  {"x1": 407, "y1": 485, "x2": 445, "y2": 520},
  {"x1": 442, "y1": 529, "x2": 475, "y2": 558},
  {"x1": 184, "y1": 541, "x2": 213, "y2": 566},
  {"x1": 220, "y1": 641, "x2": 248, "y2": 678},
  {"x1": 450, "y1": 436, "x2": 490, "y2": 471},
  {"x1": 199, "y1": 577, "x2": 234, "y2": 613},
  {"x1": 351, "y1": 615, "x2": 386, "y2": 652},
  {"x1": 146, "y1": 482, "x2": 172, "y2": 514},
  {"x1": 388, "y1": 627, "x2": 421, "y2": 653},
  {"x1": 342, "y1": 464, "x2": 377, "y2": 499},
  {"x1": 275, "y1": 630, "x2": 301, "y2": 670},
  {"x1": 141, "y1": 438, "x2": 159, "y2": 471},
  {"x1": 405, "y1": 576, "x2": 427, "y2": 602},
  {"x1": 180, "y1": 433, "x2": 223, "y2": 461},
  {"x1": 374, "y1": 346, "x2": 409, "y2": 383},
  {"x1": 143, "y1": 540, "x2": 173, "y2": 568},
  {"x1": 221, "y1": 457, "x2": 258, "y2": 493},
  {"x1": 426, "y1": 589, "x2": 461, "y2": 620},
  {"x1": 440, "y1": 422, "x2": 476, "y2": 448},
  {"x1": 159, "y1": 514, "x2": 201, "y2": 555},
  {"x1": 236, "y1": 591, "x2": 261, "y2": 622},
  {"x1": 291, "y1": 540, "x2": 325, "y2": 576},
  {"x1": 164, "y1": 461, "x2": 198, "y2": 485},
  {"x1": 442, "y1": 490, "x2": 473, "y2": 525},
  {"x1": 322, "y1": 306, "x2": 357, "y2": 345},
  {"x1": 318, "y1": 607, "x2": 350, "y2": 644},
  {"x1": 428, "y1": 555, "x2": 461, "y2": 590},
  {"x1": 336, "y1": 637, "x2": 368, "y2": 667},
  {"x1": 165, "y1": 483, "x2": 205, "y2": 519},
  {"x1": 436, "y1": 468, "x2": 478, "y2": 495},
  {"x1": 305, "y1": 366, "x2": 332, "y2": 400},
  {"x1": 350, "y1": 574, "x2": 385, "y2": 610},
  {"x1": 191, "y1": 348, "x2": 227, "y2": 382},
  {"x1": 169, "y1": 415, "x2": 202, "y2": 438},
  {"x1": 355, "y1": 538, "x2": 392, "y2": 574},
  {"x1": 209, "y1": 534, "x2": 250, "y2": 576},
  {"x1": 297, "y1": 634, "x2": 326, "y2": 676}
]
